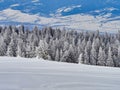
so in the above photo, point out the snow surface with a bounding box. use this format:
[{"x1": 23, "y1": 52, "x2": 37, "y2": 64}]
[{"x1": 0, "y1": 57, "x2": 120, "y2": 90}]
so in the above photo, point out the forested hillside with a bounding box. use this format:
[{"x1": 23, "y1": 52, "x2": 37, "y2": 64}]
[{"x1": 0, "y1": 25, "x2": 120, "y2": 67}]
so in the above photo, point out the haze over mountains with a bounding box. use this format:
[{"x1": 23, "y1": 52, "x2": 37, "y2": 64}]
[{"x1": 0, "y1": 0, "x2": 120, "y2": 32}]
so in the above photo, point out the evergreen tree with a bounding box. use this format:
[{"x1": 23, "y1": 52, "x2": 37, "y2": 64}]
[
  {"x1": 55, "y1": 48, "x2": 60, "y2": 61},
  {"x1": 97, "y1": 47, "x2": 106, "y2": 66},
  {"x1": 78, "y1": 53, "x2": 84, "y2": 64},
  {"x1": 37, "y1": 40, "x2": 49, "y2": 59},
  {"x1": 84, "y1": 47, "x2": 90, "y2": 64},
  {"x1": 7, "y1": 39, "x2": 18, "y2": 57},
  {"x1": 90, "y1": 42, "x2": 97, "y2": 65},
  {"x1": 0, "y1": 40, "x2": 7, "y2": 56},
  {"x1": 116, "y1": 46, "x2": 120, "y2": 67},
  {"x1": 60, "y1": 50, "x2": 69, "y2": 62},
  {"x1": 106, "y1": 47, "x2": 114, "y2": 67}
]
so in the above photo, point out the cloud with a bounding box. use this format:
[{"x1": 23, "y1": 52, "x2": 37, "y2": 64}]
[
  {"x1": 64, "y1": 5, "x2": 81, "y2": 12},
  {"x1": 10, "y1": 4, "x2": 19, "y2": 7},
  {"x1": 94, "y1": 7, "x2": 118, "y2": 13},
  {"x1": 55, "y1": 5, "x2": 81, "y2": 16},
  {"x1": 32, "y1": 0, "x2": 39, "y2": 3},
  {"x1": 105, "y1": 7, "x2": 118, "y2": 11}
]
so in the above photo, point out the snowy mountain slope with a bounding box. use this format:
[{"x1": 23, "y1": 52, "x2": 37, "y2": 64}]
[
  {"x1": 0, "y1": 57, "x2": 120, "y2": 90},
  {"x1": 0, "y1": 8, "x2": 120, "y2": 32},
  {"x1": 0, "y1": 0, "x2": 120, "y2": 32}
]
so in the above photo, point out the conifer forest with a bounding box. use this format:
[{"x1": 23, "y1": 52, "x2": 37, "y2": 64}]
[{"x1": 0, "y1": 25, "x2": 120, "y2": 67}]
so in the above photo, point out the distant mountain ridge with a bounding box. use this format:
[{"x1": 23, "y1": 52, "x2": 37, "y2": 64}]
[{"x1": 0, "y1": 0, "x2": 120, "y2": 32}]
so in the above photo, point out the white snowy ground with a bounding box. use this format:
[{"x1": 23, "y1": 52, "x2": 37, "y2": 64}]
[{"x1": 0, "y1": 57, "x2": 120, "y2": 90}]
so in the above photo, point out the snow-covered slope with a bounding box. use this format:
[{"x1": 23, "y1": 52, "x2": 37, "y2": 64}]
[
  {"x1": 0, "y1": 57, "x2": 120, "y2": 90},
  {"x1": 0, "y1": 8, "x2": 120, "y2": 33}
]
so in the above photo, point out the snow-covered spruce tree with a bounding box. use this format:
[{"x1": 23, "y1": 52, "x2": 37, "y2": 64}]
[
  {"x1": 25, "y1": 40, "x2": 37, "y2": 58},
  {"x1": 60, "y1": 50, "x2": 69, "y2": 62},
  {"x1": 59, "y1": 48, "x2": 63, "y2": 60},
  {"x1": 66, "y1": 44, "x2": 78, "y2": 63},
  {"x1": 84, "y1": 46, "x2": 90, "y2": 64},
  {"x1": 3, "y1": 27, "x2": 11, "y2": 45},
  {"x1": 97, "y1": 47, "x2": 106, "y2": 66},
  {"x1": 7, "y1": 39, "x2": 18, "y2": 57},
  {"x1": 0, "y1": 36, "x2": 7, "y2": 56},
  {"x1": 18, "y1": 25, "x2": 25, "y2": 40},
  {"x1": 85, "y1": 39, "x2": 92, "y2": 62},
  {"x1": 48, "y1": 39, "x2": 57, "y2": 60},
  {"x1": 80, "y1": 38, "x2": 86, "y2": 53},
  {"x1": 106, "y1": 47, "x2": 114, "y2": 67},
  {"x1": 113, "y1": 55, "x2": 118, "y2": 67},
  {"x1": 37, "y1": 40, "x2": 50, "y2": 59},
  {"x1": 17, "y1": 38, "x2": 25, "y2": 57},
  {"x1": 78, "y1": 53, "x2": 84, "y2": 64},
  {"x1": 95, "y1": 38, "x2": 100, "y2": 49},
  {"x1": 55, "y1": 48, "x2": 60, "y2": 61},
  {"x1": 86, "y1": 39, "x2": 92, "y2": 51},
  {"x1": 31, "y1": 26, "x2": 39, "y2": 47},
  {"x1": 60, "y1": 44, "x2": 78, "y2": 63},
  {"x1": 116, "y1": 46, "x2": 120, "y2": 67},
  {"x1": 90, "y1": 42, "x2": 97, "y2": 65},
  {"x1": 63, "y1": 41, "x2": 69, "y2": 52}
]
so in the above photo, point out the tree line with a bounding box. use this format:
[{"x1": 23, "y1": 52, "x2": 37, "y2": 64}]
[{"x1": 0, "y1": 25, "x2": 120, "y2": 67}]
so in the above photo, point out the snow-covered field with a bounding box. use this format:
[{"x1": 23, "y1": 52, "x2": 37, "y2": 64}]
[{"x1": 0, "y1": 57, "x2": 120, "y2": 90}]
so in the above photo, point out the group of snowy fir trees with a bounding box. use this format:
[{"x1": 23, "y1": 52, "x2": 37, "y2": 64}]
[{"x1": 0, "y1": 25, "x2": 120, "y2": 67}]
